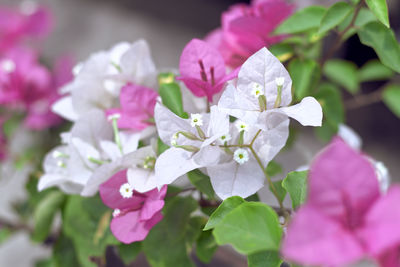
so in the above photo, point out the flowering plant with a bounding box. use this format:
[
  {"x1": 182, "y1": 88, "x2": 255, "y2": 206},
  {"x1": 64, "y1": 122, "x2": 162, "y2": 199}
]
[{"x1": 1, "y1": 0, "x2": 400, "y2": 267}]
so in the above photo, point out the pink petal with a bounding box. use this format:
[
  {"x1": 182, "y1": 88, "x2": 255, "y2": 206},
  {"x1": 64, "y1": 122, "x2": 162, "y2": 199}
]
[
  {"x1": 99, "y1": 170, "x2": 145, "y2": 210},
  {"x1": 358, "y1": 186, "x2": 400, "y2": 257},
  {"x1": 140, "y1": 199, "x2": 165, "y2": 221},
  {"x1": 282, "y1": 205, "x2": 364, "y2": 267},
  {"x1": 308, "y1": 137, "x2": 380, "y2": 227},
  {"x1": 377, "y1": 249, "x2": 400, "y2": 267}
]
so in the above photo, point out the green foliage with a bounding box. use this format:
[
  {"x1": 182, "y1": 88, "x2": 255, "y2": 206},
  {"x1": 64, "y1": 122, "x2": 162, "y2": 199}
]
[
  {"x1": 358, "y1": 22, "x2": 400, "y2": 73},
  {"x1": 0, "y1": 228, "x2": 11, "y2": 245},
  {"x1": 338, "y1": 8, "x2": 376, "y2": 40},
  {"x1": 269, "y1": 43, "x2": 294, "y2": 62},
  {"x1": 324, "y1": 60, "x2": 359, "y2": 94},
  {"x1": 319, "y1": 2, "x2": 353, "y2": 34},
  {"x1": 187, "y1": 169, "x2": 216, "y2": 199},
  {"x1": 213, "y1": 202, "x2": 282, "y2": 255},
  {"x1": 53, "y1": 234, "x2": 81, "y2": 267},
  {"x1": 247, "y1": 251, "x2": 283, "y2": 267},
  {"x1": 289, "y1": 58, "x2": 320, "y2": 100},
  {"x1": 143, "y1": 196, "x2": 198, "y2": 267},
  {"x1": 158, "y1": 73, "x2": 187, "y2": 118},
  {"x1": 382, "y1": 85, "x2": 400, "y2": 118},
  {"x1": 269, "y1": 181, "x2": 287, "y2": 204},
  {"x1": 365, "y1": 0, "x2": 390, "y2": 28},
  {"x1": 266, "y1": 161, "x2": 283, "y2": 177},
  {"x1": 63, "y1": 195, "x2": 118, "y2": 267},
  {"x1": 157, "y1": 138, "x2": 169, "y2": 155},
  {"x1": 275, "y1": 6, "x2": 327, "y2": 34},
  {"x1": 117, "y1": 243, "x2": 141, "y2": 265},
  {"x1": 358, "y1": 60, "x2": 394, "y2": 82},
  {"x1": 282, "y1": 171, "x2": 308, "y2": 210},
  {"x1": 33, "y1": 191, "x2": 66, "y2": 242},
  {"x1": 196, "y1": 230, "x2": 218, "y2": 263},
  {"x1": 203, "y1": 196, "x2": 245, "y2": 231}
]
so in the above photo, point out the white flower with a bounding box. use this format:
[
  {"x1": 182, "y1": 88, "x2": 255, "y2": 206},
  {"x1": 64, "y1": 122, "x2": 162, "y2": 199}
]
[
  {"x1": 107, "y1": 113, "x2": 121, "y2": 121},
  {"x1": 1, "y1": 59, "x2": 15, "y2": 73},
  {"x1": 119, "y1": 183, "x2": 133, "y2": 198},
  {"x1": 275, "y1": 77, "x2": 285, "y2": 87},
  {"x1": 190, "y1": 113, "x2": 203, "y2": 127},
  {"x1": 251, "y1": 82, "x2": 264, "y2": 98},
  {"x1": 233, "y1": 149, "x2": 249, "y2": 164},
  {"x1": 219, "y1": 134, "x2": 232, "y2": 142},
  {"x1": 112, "y1": 209, "x2": 121, "y2": 217},
  {"x1": 235, "y1": 120, "x2": 249, "y2": 132},
  {"x1": 218, "y1": 47, "x2": 322, "y2": 131}
]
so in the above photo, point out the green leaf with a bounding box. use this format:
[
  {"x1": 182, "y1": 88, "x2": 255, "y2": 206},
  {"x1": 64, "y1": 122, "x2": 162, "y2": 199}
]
[
  {"x1": 248, "y1": 251, "x2": 283, "y2": 267},
  {"x1": 143, "y1": 197, "x2": 198, "y2": 267},
  {"x1": 269, "y1": 43, "x2": 294, "y2": 62},
  {"x1": 289, "y1": 59, "x2": 320, "y2": 100},
  {"x1": 196, "y1": 230, "x2": 218, "y2": 263},
  {"x1": 0, "y1": 228, "x2": 11, "y2": 245},
  {"x1": 158, "y1": 78, "x2": 187, "y2": 118},
  {"x1": 282, "y1": 171, "x2": 308, "y2": 210},
  {"x1": 63, "y1": 195, "x2": 119, "y2": 267},
  {"x1": 319, "y1": 2, "x2": 353, "y2": 34},
  {"x1": 53, "y1": 234, "x2": 81, "y2": 267},
  {"x1": 315, "y1": 120, "x2": 339, "y2": 142},
  {"x1": 382, "y1": 84, "x2": 400, "y2": 117},
  {"x1": 32, "y1": 191, "x2": 66, "y2": 242},
  {"x1": 358, "y1": 59, "x2": 394, "y2": 82},
  {"x1": 187, "y1": 169, "x2": 216, "y2": 199},
  {"x1": 157, "y1": 138, "x2": 169, "y2": 155},
  {"x1": 213, "y1": 202, "x2": 282, "y2": 255},
  {"x1": 314, "y1": 83, "x2": 345, "y2": 126},
  {"x1": 185, "y1": 216, "x2": 204, "y2": 248},
  {"x1": 324, "y1": 59, "x2": 359, "y2": 93},
  {"x1": 269, "y1": 180, "x2": 286, "y2": 204},
  {"x1": 246, "y1": 193, "x2": 260, "y2": 202},
  {"x1": 365, "y1": 0, "x2": 389, "y2": 28},
  {"x1": 266, "y1": 161, "x2": 283, "y2": 177},
  {"x1": 358, "y1": 22, "x2": 400, "y2": 73},
  {"x1": 204, "y1": 196, "x2": 245, "y2": 231},
  {"x1": 35, "y1": 259, "x2": 56, "y2": 267},
  {"x1": 338, "y1": 8, "x2": 377, "y2": 40},
  {"x1": 275, "y1": 6, "x2": 327, "y2": 34},
  {"x1": 118, "y1": 242, "x2": 141, "y2": 265}
]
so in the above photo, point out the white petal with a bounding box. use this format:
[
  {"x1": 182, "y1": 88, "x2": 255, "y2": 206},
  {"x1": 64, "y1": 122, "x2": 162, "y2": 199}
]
[
  {"x1": 120, "y1": 131, "x2": 140, "y2": 154},
  {"x1": 338, "y1": 124, "x2": 362, "y2": 150},
  {"x1": 52, "y1": 96, "x2": 79, "y2": 121},
  {"x1": 154, "y1": 147, "x2": 200, "y2": 185},
  {"x1": 237, "y1": 47, "x2": 292, "y2": 109},
  {"x1": 38, "y1": 174, "x2": 83, "y2": 194},
  {"x1": 193, "y1": 146, "x2": 223, "y2": 166},
  {"x1": 100, "y1": 141, "x2": 121, "y2": 162},
  {"x1": 207, "y1": 157, "x2": 265, "y2": 200},
  {"x1": 127, "y1": 168, "x2": 158, "y2": 193},
  {"x1": 207, "y1": 105, "x2": 229, "y2": 139}
]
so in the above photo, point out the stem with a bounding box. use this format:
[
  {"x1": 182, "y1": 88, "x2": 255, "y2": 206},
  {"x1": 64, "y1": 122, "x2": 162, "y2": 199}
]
[
  {"x1": 320, "y1": 0, "x2": 364, "y2": 67},
  {"x1": 344, "y1": 87, "x2": 384, "y2": 110}
]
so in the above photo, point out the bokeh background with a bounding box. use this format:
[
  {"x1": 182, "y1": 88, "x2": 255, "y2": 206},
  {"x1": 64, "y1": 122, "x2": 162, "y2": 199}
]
[{"x1": 0, "y1": 0, "x2": 399, "y2": 266}]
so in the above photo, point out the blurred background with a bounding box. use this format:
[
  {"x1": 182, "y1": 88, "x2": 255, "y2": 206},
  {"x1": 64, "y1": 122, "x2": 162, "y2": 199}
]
[{"x1": 0, "y1": 0, "x2": 399, "y2": 266}]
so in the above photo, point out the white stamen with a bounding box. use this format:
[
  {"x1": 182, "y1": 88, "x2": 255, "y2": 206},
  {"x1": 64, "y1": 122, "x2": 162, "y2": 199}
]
[
  {"x1": 171, "y1": 133, "x2": 178, "y2": 146},
  {"x1": 190, "y1": 113, "x2": 203, "y2": 127},
  {"x1": 220, "y1": 134, "x2": 232, "y2": 142},
  {"x1": 119, "y1": 183, "x2": 133, "y2": 198},
  {"x1": 112, "y1": 209, "x2": 121, "y2": 217},
  {"x1": 107, "y1": 113, "x2": 121, "y2": 121},
  {"x1": 20, "y1": 0, "x2": 38, "y2": 15},
  {"x1": 52, "y1": 150, "x2": 67, "y2": 159},
  {"x1": 275, "y1": 77, "x2": 285, "y2": 87},
  {"x1": 251, "y1": 82, "x2": 264, "y2": 98},
  {"x1": 1, "y1": 59, "x2": 16, "y2": 73},
  {"x1": 235, "y1": 120, "x2": 249, "y2": 132},
  {"x1": 233, "y1": 149, "x2": 249, "y2": 165},
  {"x1": 56, "y1": 160, "x2": 66, "y2": 168}
]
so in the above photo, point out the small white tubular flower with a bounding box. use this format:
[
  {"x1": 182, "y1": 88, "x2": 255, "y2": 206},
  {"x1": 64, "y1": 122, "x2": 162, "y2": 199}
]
[
  {"x1": 251, "y1": 82, "x2": 264, "y2": 98},
  {"x1": 190, "y1": 113, "x2": 203, "y2": 127},
  {"x1": 1, "y1": 59, "x2": 16, "y2": 73},
  {"x1": 235, "y1": 120, "x2": 249, "y2": 132},
  {"x1": 233, "y1": 149, "x2": 249, "y2": 165},
  {"x1": 275, "y1": 77, "x2": 285, "y2": 87},
  {"x1": 107, "y1": 113, "x2": 121, "y2": 121},
  {"x1": 119, "y1": 183, "x2": 133, "y2": 198},
  {"x1": 170, "y1": 133, "x2": 178, "y2": 146},
  {"x1": 220, "y1": 134, "x2": 232, "y2": 142},
  {"x1": 112, "y1": 209, "x2": 121, "y2": 217}
]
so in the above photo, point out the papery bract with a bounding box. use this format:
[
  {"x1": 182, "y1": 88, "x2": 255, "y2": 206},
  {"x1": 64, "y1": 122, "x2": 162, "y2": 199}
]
[
  {"x1": 205, "y1": 0, "x2": 294, "y2": 68},
  {"x1": 178, "y1": 39, "x2": 238, "y2": 102},
  {"x1": 99, "y1": 170, "x2": 166, "y2": 244},
  {"x1": 106, "y1": 83, "x2": 158, "y2": 131},
  {"x1": 282, "y1": 138, "x2": 400, "y2": 267}
]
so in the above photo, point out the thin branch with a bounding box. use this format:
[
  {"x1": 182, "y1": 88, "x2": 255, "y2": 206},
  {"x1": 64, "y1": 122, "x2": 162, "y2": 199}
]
[{"x1": 344, "y1": 87, "x2": 384, "y2": 110}]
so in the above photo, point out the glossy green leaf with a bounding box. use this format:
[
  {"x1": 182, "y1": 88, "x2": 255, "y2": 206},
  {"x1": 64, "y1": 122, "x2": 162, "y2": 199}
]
[
  {"x1": 269, "y1": 43, "x2": 294, "y2": 62},
  {"x1": 315, "y1": 83, "x2": 344, "y2": 126},
  {"x1": 157, "y1": 138, "x2": 169, "y2": 155},
  {"x1": 213, "y1": 202, "x2": 282, "y2": 255},
  {"x1": 382, "y1": 85, "x2": 400, "y2": 117},
  {"x1": 269, "y1": 180, "x2": 286, "y2": 204},
  {"x1": 32, "y1": 191, "x2": 66, "y2": 242},
  {"x1": 289, "y1": 59, "x2": 320, "y2": 100},
  {"x1": 118, "y1": 242, "x2": 141, "y2": 265},
  {"x1": 358, "y1": 22, "x2": 400, "y2": 73},
  {"x1": 196, "y1": 230, "x2": 218, "y2": 263},
  {"x1": 203, "y1": 196, "x2": 245, "y2": 231},
  {"x1": 266, "y1": 161, "x2": 283, "y2": 177},
  {"x1": 359, "y1": 60, "x2": 394, "y2": 82},
  {"x1": 324, "y1": 59, "x2": 359, "y2": 93},
  {"x1": 282, "y1": 171, "x2": 308, "y2": 210},
  {"x1": 275, "y1": 6, "x2": 327, "y2": 34},
  {"x1": 143, "y1": 197, "x2": 198, "y2": 267},
  {"x1": 187, "y1": 169, "x2": 216, "y2": 199},
  {"x1": 365, "y1": 0, "x2": 389, "y2": 27},
  {"x1": 158, "y1": 74, "x2": 187, "y2": 118},
  {"x1": 248, "y1": 251, "x2": 283, "y2": 267},
  {"x1": 319, "y1": 2, "x2": 353, "y2": 34}
]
